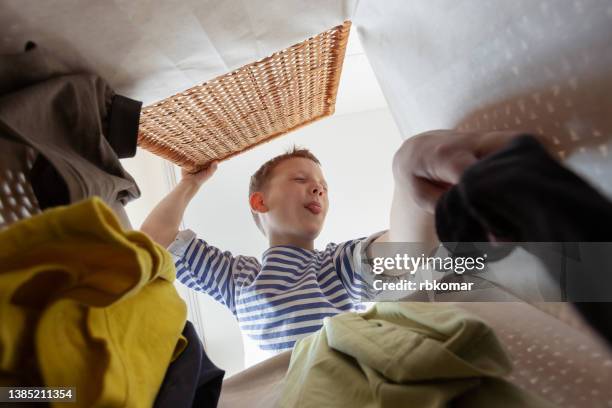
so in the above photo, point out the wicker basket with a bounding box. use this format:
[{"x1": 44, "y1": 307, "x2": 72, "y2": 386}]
[{"x1": 138, "y1": 21, "x2": 351, "y2": 172}]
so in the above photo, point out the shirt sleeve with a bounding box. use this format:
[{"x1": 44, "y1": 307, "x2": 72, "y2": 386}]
[
  {"x1": 168, "y1": 229, "x2": 242, "y2": 314},
  {"x1": 328, "y1": 230, "x2": 387, "y2": 301}
]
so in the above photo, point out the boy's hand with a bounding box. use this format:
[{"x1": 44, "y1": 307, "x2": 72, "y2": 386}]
[
  {"x1": 393, "y1": 130, "x2": 541, "y2": 213},
  {"x1": 141, "y1": 160, "x2": 219, "y2": 248},
  {"x1": 180, "y1": 161, "x2": 218, "y2": 189}
]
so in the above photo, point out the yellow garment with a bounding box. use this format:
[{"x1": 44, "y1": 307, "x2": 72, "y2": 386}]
[
  {"x1": 279, "y1": 303, "x2": 555, "y2": 408},
  {"x1": 0, "y1": 198, "x2": 187, "y2": 407}
]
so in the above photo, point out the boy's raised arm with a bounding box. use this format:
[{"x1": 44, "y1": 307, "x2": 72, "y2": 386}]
[{"x1": 140, "y1": 162, "x2": 218, "y2": 248}]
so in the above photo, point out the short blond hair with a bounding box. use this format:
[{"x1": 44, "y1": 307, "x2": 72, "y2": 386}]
[{"x1": 249, "y1": 147, "x2": 321, "y2": 234}]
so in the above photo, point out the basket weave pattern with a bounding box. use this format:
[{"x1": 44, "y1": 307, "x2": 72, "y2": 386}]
[{"x1": 138, "y1": 21, "x2": 351, "y2": 172}]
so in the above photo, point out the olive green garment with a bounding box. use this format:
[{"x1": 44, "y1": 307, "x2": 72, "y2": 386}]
[{"x1": 278, "y1": 303, "x2": 555, "y2": 408}]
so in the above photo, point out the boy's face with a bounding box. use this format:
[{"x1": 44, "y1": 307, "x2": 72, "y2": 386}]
[{"x1": 256, "y1": 157, "x2": 329, "y2": 241}]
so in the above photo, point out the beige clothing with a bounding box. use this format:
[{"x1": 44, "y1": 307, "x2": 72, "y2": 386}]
[{"x1": 278, "y1": 303, "x2": 554, "y2": 408}]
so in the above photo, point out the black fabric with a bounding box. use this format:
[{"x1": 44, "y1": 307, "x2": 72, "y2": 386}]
[
  {"x1": 435, "y1": 135, "x2": 612, "y2": 345},
  {"x1": 29, "y1": 155, "x2": 70, "y2": 209},
  {"x1": 107, "y1": 94, "x2": 141, "y2": 159},
  {"x1": 154, "y1": 321, "x2": 225, "y2": 408},
  {"x1": 435, "y1": 135, "x2": 612, "y2": 243},
  {"x1": 0, "y1": 42, "x2": 140, "y2": 226}
]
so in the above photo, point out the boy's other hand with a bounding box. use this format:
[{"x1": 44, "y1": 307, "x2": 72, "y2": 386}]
[
  {"x1": 180, "y1": 161, "x2": 218, "y2": 189},
  {"x1": 393, "y1": 130, "x2": 542, "y2": 213}
]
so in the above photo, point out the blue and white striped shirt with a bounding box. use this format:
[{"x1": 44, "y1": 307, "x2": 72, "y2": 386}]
[{"x1": 169, "y1": 230, "x2": 382, "y2": 361}]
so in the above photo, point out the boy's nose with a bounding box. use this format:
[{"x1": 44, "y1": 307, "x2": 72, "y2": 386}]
[{"x1": 312, "y1": 186, "x2": 324, "y2": 196}]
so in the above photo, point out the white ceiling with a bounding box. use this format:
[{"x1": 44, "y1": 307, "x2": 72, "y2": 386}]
[{"x1": 334, "y1": 29, "x2": 389, "y2": 116}]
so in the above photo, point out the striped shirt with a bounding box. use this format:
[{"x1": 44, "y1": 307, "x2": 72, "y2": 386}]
[{"x1": 169, "y1": 230, "x2": 382, "y2": 363}]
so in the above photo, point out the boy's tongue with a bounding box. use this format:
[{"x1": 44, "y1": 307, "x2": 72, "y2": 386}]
[{"x1": 305, "y1": 202, "x2": 321, "y2": 214}]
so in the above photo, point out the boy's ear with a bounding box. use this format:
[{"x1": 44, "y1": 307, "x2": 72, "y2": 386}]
[{"x1": 249, "y1": 192, "x2": 268, "y2": 213}]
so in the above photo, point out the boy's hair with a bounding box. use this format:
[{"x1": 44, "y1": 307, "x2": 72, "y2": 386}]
[{"x1": 249, "y1": 147, "x2": 321, "y2": 234}]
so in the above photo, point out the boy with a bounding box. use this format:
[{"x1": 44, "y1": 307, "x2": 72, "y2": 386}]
[{"x1": 141, "y1": 129, "x2": 523, "y2": 362}]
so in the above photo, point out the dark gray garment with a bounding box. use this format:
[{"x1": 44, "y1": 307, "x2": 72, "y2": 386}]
[
  {"x1": 0, "y1": 43, "x2": 140, "y2": 228},
  {"x1": 154, "y1": 321, "x2": 225, "y2": 408},
  {"x1": 435, "y1": 135, "x2": 612, "y2": 346}
]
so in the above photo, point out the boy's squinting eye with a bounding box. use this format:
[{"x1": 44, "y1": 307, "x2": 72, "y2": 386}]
[{"x1": 293, "y1": 177, "x2": 306, "y2": 182}]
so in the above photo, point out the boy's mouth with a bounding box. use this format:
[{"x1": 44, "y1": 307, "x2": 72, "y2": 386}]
[{"x1": 304, "y1": 201, "x2": 322, "y2": 215}]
